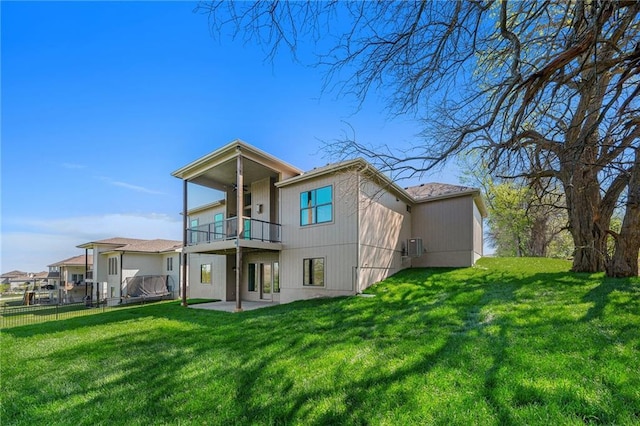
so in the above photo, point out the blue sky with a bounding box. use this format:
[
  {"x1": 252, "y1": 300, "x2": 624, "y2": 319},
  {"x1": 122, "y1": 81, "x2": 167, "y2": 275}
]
[{"x1": 1, "y1": 1, "x2": 462, "y2": 272}]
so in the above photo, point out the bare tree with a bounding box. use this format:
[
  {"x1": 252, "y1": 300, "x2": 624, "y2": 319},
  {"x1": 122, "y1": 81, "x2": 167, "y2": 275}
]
[{"x1": 198, "y1": 1, "x2": 640, "y2": 276}]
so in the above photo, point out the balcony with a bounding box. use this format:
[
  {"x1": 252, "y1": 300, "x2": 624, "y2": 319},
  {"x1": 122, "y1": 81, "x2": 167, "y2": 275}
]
[{"x1": 187, "y1": 216, "x2": 281, "y2": 247}]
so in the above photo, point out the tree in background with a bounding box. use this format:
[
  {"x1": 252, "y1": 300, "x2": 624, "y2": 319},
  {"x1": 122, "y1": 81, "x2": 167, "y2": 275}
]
[
  {"x1": 485, "y1": 181, "x2": 531, "y2": 257},
  {"x1": 198, "y1": 1, "x2": 640, "y2": 276},
  {"x1": 490, "y1": 181, "x2": 573, "y2": 259},
  {"x1": 461, "y1": 156, "x2": 572, "y2": 258}
]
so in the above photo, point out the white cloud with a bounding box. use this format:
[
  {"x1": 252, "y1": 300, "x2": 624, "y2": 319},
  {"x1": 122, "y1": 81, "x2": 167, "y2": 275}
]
[
  {"x1": 1, "y1": 213, "x2": 182, "y2": 273},
  {"x1": 97, "y1": 176, "x2": 165, "y2": 195}
]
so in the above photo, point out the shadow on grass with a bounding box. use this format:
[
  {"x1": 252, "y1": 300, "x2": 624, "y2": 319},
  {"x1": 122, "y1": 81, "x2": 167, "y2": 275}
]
[
  {"x1": 3, "y1": 261, "x2": 639, "y2": 425},
  {"x1": 582, "y1": 275, "x2": 640, "y2": 322}
]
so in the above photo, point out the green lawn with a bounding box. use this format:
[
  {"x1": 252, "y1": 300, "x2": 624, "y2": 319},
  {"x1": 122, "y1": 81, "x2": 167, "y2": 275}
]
[{"x1": 2, "y1": 258, "x2": 639, "y2": 425}]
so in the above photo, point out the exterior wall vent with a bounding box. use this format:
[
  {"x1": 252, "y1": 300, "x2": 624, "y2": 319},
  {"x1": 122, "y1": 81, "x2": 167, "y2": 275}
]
[{"x1": 407, "y1": 238, "x2": 423, "y2": 257}]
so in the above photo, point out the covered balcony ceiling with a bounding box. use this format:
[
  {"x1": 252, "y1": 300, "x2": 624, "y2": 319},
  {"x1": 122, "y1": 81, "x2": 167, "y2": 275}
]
[{"x1": 190, "y1": 157, "x2": 280, "y2": 191}]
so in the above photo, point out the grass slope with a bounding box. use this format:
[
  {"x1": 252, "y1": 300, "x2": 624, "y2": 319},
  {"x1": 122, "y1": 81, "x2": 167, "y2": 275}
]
[{"x1": 2, "y1": 258, "x2": 639, "y2": 425}]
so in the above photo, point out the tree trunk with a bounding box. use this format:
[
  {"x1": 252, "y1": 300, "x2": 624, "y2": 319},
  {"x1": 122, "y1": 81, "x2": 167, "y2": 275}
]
[
  {"x1": 608, "y1": 150, "x2": 640, "y2": 277},
  {"x1": 564, "y1": 164, "x2": 609, "y2": 273},
  {"x1": 528, "y1": 214, "x2": 548, "y2": 257}
]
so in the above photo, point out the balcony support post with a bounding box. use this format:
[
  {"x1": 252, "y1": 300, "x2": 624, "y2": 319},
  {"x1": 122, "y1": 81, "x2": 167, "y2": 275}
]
[
  {"x1": 181, "y1": 179, "x2": 188, "y2": 307},
  {"x1": 235, "y1": 147, "x2": 244, "y2": 312},
  {"x1": 84, "y1": 248, "x2": 89, "y2": 297}
]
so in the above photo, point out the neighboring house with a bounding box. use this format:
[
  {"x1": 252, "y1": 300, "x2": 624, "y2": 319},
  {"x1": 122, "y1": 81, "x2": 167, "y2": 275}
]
[
  {"x1": 1, "y1": 270, "x2": 28, "y2": 290},
  {"x1": 48, "y1": 255, "x2": 93, "y2": 302},
  {"x1": 1, "y1": 270, "x2": 49, "y2": 291},
  {"x1": 76, "y1": 238, "x2": 181, "y2": 302},
  {"x1": 172, "y1": 139, "x2": 487, "y2": 309},
  {"x1": 1, "y1": 270, "x2": 27, "y2": 285}
]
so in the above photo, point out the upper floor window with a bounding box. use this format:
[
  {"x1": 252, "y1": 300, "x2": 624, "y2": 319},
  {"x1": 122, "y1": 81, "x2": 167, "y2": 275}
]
[
  {"x1": 213, "y1": 213, "x2": 224, "y2": 240},
  {"x1": 190, "y1": 219, "x2": 199, "y2": 244},
  {"x1": 108, "y1": 257, "x2": 118, "y2": 275},
  {"x1": 166, "y1": 257, "x2": 173, "y2": 272},
  {"x1": 300, "y1": 185, "x2": 332, "y2": 226}
]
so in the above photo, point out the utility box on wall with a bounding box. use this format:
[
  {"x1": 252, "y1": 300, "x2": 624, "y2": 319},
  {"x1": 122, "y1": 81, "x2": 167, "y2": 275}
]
[{"x1": 407, "y1": 238, "x2": 424, "y2": 257}]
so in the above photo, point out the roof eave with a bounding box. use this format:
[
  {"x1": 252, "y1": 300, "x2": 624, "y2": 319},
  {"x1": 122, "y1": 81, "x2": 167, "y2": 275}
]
[
  {"x1": 414, "y1": 189, "x2": 488, "y2": 217},
  {"x1": 275, "y1": 158, "x2": 415, "y2": 204},
  {"x1": 171, "y1": 139, "x2": 303, "y2": 181}
]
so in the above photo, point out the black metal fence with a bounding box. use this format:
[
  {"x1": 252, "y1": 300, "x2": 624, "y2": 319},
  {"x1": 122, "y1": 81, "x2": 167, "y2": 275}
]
[{"x1": 0, "y1": 292, "x2": 178, "y2": 329}]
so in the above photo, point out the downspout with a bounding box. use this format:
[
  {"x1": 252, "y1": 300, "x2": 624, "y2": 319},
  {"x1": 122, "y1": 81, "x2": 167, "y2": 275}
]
[
  {"x1": 95, "y1": 248, "x2": 99, "y2": 306},
  {"x1": 235, "y1": 146, "x2": 244, "y2": 313},
  {"x1": 119, "y1": 252, "x2": 124, "y2": 300},
  {"x1": 355, "y1": 169, "x2": 361, "y2": 293},
  {"x1": 181, "y1": 179, "x2": 188, "y2": 307},
  {"x1": 355, "y1": 164, "x2": 370, "y2": 293}
]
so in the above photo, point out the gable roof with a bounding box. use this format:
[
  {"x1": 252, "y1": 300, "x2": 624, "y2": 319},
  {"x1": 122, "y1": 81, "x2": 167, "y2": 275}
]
[
  {"x1": 1, "y1": 270, "x2": 28, "y2": 278},
  {"x1": 174, "y1": 140, "x2": 487, "y2": 216},
  {"x1": 108, "y1": 239, "x2": 182, "y2": 253},
  {"x1": 77, "y1": 237, "x2": 147, "y2": 249},
  {"x1": 405, "y1": 183, "x2": 488, "y2": 216},
  {"x1": 2, "y1": 271, "x2": 48, "y2": 282},
  {"x1": 171, "y1": 139, "x2": 303, "y2": 182},
  {"x1": 405, "y1": 183, "x2": 478, "y2": 200},
  {"x1": 78, "y1": 237, "x2": 182, "y2": 253},
  {"x1": 48, "y1": 254, "x2": 93, "y2": 267},
  {"x1": 275, "y1": 158, "x2": 488, "y2": 211},
  {"x1": 276, "y1": 158, "x2": 415, "y2": 204}
]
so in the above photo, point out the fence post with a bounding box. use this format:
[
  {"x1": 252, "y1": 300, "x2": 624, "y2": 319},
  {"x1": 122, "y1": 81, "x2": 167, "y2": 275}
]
[{"x1": 56, "y1": 303, "x2": 59, "y2": 321}]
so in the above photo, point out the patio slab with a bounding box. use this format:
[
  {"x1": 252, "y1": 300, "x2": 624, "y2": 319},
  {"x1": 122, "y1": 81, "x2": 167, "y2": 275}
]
[{"x1": 188, "y1": 300, "x2": 277, "y2": 313}]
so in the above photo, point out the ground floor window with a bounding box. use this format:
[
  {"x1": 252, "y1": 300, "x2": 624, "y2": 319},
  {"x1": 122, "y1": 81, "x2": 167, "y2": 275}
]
[
  {"x1": 303, "y1": 258, "x2": 324, "y2": 286},
  {"x1": 248, "y1": 261, "x2": 279, "y2": 294},
  {"x1": 248, "y1": 263, "x2": 257, "y2": 292},
  {"x1": 273, "y1": 262, "x2": 280, "y2": 293},
  {"x1": 200, "y1": 264, "x2": 211, "y2": 284},
  {"x1": 167, "y1": 257, "x2": 173, "y2": 271}
]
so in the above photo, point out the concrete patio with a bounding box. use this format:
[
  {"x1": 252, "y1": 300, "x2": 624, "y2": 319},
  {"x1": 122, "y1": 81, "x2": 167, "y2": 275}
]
[{"x1": 188, "y1": 300, "x2": 277, "y2": 313}]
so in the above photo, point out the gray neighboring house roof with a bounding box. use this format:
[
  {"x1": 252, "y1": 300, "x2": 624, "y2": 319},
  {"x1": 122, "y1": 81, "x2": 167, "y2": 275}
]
[
  {"x1": 1, "y1": 270, "x2": 27, "y2": 283},
  {"x1": 2, "y1": 270, "x2": 48, "y2": 284},
  {"x1": 77, "y1": 237, "x2": 149, "y2": 249},
  {"x1": 109, "y1": 239, "x2": 182, "y2": 254},
  {"x1": 48, "y1": 255, "x2": 94, "y2": 268},
  {"x1": 77, "y1": 237, "x2": 182, "y2": 253}
]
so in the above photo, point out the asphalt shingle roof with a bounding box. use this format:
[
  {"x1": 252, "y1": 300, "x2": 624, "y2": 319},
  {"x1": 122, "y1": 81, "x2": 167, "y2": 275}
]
[
  {"x1": 112, "y1": 239, "x2": 182, "y2": 253},
  {"x1": 405, "y1": 183, "x2": 478, "y2": 201}
]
